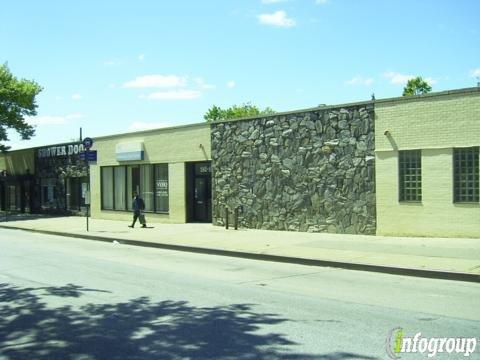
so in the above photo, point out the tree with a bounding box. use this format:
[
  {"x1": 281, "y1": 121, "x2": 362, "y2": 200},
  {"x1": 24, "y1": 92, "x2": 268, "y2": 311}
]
[
  {"x1": 0, "y1": 63, "x2": 42, "y2": 151},
  {"x1": 402, "y1": 76, "x2": 432, "y2": 96},
  {"x1": 204, "y1": 103, "x2": 275, "y2": 123}
]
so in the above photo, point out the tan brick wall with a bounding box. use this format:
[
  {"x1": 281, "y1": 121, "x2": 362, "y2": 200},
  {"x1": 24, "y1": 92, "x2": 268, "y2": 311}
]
[
  {"x1": 375, "y1": 90, "x2": 480, "y2": 151},
  {"x1": 90, "y1": 123, "x2": 211, "y2": 223},
  {"x1": 375, "y1": 90, "x2": 480, "y2": 237}
]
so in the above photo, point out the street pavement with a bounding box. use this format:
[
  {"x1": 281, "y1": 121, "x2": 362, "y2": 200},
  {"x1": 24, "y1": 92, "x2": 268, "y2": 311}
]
[
  {"x1": 0, "y1": 229, "x2": 479, "y2": 359},
  {"x1": 0, "y1": 214, "x2": 479, "y2": 282}
]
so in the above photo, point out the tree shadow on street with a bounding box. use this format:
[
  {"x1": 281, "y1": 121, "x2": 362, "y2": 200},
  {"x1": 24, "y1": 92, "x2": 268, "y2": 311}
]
[{"x1": 0, "y1": 283, "x2": 379, "y2": 360}]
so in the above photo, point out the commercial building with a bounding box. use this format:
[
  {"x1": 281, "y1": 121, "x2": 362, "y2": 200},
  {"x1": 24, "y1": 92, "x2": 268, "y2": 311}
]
[
  {"x1": 0, "y1": 87, "x2": 478, "y2": 237},
  {"x1": 375, "y1": 88, "x2": 479, "y2": 238},
  {"x1": 0, "y1": 142, "x2": 89, "y2": 214},
  {"x1": 89, "y1": 123, "x2": 211, "y2": 223}
]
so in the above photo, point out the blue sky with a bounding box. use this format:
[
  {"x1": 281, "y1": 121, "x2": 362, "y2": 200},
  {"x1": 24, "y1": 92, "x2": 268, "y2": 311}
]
[{"x1": 2, "y1": 0, "x2": 479, "y2": 149}]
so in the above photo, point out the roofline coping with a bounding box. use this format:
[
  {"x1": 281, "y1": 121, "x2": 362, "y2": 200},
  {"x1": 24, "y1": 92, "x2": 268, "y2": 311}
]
[
  {"x1": 3, "y1": 122, "x2": 209, "y2": 154},
  {"x1": 212, "y1": 86, "x2": 480, "y2": 125}
]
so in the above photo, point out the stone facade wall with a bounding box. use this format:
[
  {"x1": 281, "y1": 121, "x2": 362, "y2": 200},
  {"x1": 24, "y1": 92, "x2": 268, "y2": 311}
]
[{"x1": 211, "y1": 104, "x2": 376, "y2": 234}]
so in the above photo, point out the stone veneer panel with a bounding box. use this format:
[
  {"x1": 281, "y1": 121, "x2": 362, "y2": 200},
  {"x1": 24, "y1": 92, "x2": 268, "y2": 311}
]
[{"x1": 211, "y1": 104, "x2": 376, "y2": 234}]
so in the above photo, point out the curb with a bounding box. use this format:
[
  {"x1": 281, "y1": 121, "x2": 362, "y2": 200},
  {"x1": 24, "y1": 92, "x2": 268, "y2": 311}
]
[{"x1": 2, "y1": 225, "x2": 479, "y2": 283}]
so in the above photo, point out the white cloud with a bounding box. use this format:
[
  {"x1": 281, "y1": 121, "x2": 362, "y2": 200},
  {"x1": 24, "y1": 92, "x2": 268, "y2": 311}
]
[
  {"x1": 103, "y1": 60, "x2": 117, "y2": 66},
  {"x1": 65, "y1": 113, "x2": 85, "y2": 120},
  {"x1": 469, "y1": 68, "x2": 480, "y2": 78},
  {"x1": 315, "y1": 0, "x2": 328, "y2": 4},
  {"x1": 72, "y1": 93, "x2": 83, "y2": 100},
  {"x1": 258, "y1": 10, "x2": 295, "y2": 28},
  {"x1": 145, "y1": 90, "x2": 201, "y2": 100},
  {"x1": 123, "y1": 75, "x2": 187, "y2": 88},
  {"x1": 423, "y1": 77, "x2": 437, "y2": 85},
  {"x1": 384, "y1": 72, "x2": 437, "y2": 86},
  {"x1": 26, "y1": 113, "x2": 84, "y2": 126},
  {"x1": 227, "y1": 80, "x2": 236, "y2": 88},
  {"x1": 346, "y1": 76, "x2": 374, "y2": 86},
  {"x1": 128, "y1": 121, "x2": 171, "y2": 131},
  {"x1": 384, "y1": 72, "x2": 414, "y2": 85},
  {"x1": 194, "y1": 77, "x2": 216, "y2": 90},
  {"x1": 27, "y1": 116, "x2": 67, "y2": 126},
  {"x1": 138, "y1": 54, "x2": 145, "y2": 61}
]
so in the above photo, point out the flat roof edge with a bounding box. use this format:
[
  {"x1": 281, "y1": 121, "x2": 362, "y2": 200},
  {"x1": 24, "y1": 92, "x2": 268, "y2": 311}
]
[
  {"x1": 3, "y1": 122, "x2": 209, "y2": 153},
  {"x1": 212, "y1": 87, "x2": 480, "y2": 125},
  {"x1": 374, "y1": 86, "x2": 480, "y2": 106},
  {"x1": 93, "y1": 122, "x2": 209, "y2": 141}
]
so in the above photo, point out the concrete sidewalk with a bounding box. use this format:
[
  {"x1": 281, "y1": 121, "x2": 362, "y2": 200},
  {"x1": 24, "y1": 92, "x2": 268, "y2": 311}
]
[{"x1": 0, "y1": 214, "x2": 479, "y2": 282}]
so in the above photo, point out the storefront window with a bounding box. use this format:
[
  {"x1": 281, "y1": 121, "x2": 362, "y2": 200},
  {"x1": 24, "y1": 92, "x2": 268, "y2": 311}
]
[
  {"x1": 8, "y1": 184, "x2": 19, "y2": 211},
  {"x1": 114, "y1": 167, "x2": 126, "y2": 210},
  {"x1": 66, "y1": 177, "x2": 88, "y2": 211},
  {"x1": 41, "y1": 178, "x2": 56, "y2": 209},
  {"x1": 101, "y1": 167, "x2": 114, "y2": 210},
  {"x1": 141, "y1": 165, "x2": 154, "y2": 212},
  {"x1": 127, "y1": 166, "x2": 139, "y2": 211},
  {"x1": 101, "y1": 164, "x2": 168, "y2": 213},
  {"x1": 155, "y1": 164, "x2": 169, "y2": 213}
]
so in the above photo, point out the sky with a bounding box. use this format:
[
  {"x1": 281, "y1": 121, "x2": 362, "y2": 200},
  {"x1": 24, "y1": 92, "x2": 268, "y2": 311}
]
[{"x1": 1, "y1": 0, "x2": 479, "y2": 150}]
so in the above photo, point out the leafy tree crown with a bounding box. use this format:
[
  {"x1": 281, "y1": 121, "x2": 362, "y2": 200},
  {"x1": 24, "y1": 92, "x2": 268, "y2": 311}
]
[
  {"x1": 204, "y1": 103, "x2": 275, "y2": 123},
  {"x1": 402, "y1": 76, "x2": 432, "y2": 96},
  {"x1": 0, "y1": 63, "x2": 42, "y2": 151}
]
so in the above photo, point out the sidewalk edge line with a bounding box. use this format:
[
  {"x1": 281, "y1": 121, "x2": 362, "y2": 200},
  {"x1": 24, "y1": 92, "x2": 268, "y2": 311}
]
[{"x1": 2, "y1": 225, "x2": 479, "y2": 283}]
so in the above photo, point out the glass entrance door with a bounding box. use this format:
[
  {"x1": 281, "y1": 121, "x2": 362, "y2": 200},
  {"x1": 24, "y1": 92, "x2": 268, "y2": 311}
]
[
  {"x1": 194, "y1": 177, "x2": 209, "y2": 221},
  {"x1": 186, "y1": 162, "x2": 212, "y2": 222}
]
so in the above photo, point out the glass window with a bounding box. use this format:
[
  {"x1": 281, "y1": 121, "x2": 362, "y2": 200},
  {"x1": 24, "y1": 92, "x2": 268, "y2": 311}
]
[
  {"x1": 141, "y1": 165, "x2": 154, "y2": 212},
  {"x1": 155, "y1": 164, "x2": 169, "y2": 213},
  {"x1": 399, "y1": 150, "x2": 422, "y2": 202},
  {"x1": 127, "y1": 165, "x2": 140, "y2": 211},
  {"x1": 101, "y1": 164, "x2": 169, "y2": 213},
  {"x1": 454, "y1": 147, "x2": 479, "y2": 203},
  {"x1": 114, "y1": 167, "x2": 126, "y2": 210},
  {"x1": 101, "y1": 167, "x2": 114, "y2": 210},
  {"x1": 8, "y1": 184, "x2": 19, "y2": 211},
  {"x1": 41, "y1": 178, "x2": 57, "y2": 208}
]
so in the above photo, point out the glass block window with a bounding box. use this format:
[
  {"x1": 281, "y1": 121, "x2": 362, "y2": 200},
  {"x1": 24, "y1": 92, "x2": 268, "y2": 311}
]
[
  {"x1": 399, "y1": 150, "x2": 422, "y2": 202},
  {"x1": 454, "y1": 147, "x2": 479, "y2": 203}
]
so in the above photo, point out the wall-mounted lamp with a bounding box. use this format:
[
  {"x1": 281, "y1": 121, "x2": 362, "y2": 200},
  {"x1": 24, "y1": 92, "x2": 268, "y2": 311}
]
[{"x1": 384, "y1": 130, "x2": 390, "y2": 136}]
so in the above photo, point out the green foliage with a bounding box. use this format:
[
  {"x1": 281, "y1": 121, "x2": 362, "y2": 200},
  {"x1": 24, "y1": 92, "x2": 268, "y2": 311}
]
[
  {"x1": 204, "y1": 102, "x2": 275, "y2": 123},
  {"x1": 402, "y1": 76, "x2": 432, "y2": 96},
  {"x1": 0, "y1": 63, "x2": 42, "y2": 151}
]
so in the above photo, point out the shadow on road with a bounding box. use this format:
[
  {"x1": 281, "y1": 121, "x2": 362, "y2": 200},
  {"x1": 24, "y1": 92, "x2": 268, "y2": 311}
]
[{"x1": 0, "y1": 283, "x2": 378, "y2": 359}]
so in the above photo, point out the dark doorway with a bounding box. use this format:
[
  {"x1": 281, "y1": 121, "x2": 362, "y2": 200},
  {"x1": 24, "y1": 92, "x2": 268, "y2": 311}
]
[
  {"x1": 186, "y1": 162, "x2": 212, "y2": 222},
  {"x1": 66, "y1": 176, "x2": 88, "y2": 212}
]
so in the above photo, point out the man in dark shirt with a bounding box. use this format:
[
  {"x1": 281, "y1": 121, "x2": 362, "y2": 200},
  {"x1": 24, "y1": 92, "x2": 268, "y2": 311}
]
[{"x1": 128, "y1": 192, "x2": 146, "y2": 228}]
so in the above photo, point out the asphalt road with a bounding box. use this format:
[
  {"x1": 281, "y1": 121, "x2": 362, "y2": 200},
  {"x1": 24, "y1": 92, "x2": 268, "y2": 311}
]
[{"x1": 0, "y1": 229, "x2": 479, "y2": 360}]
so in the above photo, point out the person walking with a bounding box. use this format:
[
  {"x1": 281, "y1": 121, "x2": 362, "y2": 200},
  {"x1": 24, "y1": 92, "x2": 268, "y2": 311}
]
[{"x1": 129, "y1": 192, "x2": 147, "y2": 228}]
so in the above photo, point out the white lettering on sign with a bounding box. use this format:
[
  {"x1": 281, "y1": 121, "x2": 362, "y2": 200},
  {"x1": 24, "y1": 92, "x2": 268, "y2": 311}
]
[
  {"x1": 156, "y1": 179, "x2": 168, "y2": 197},
  {"x1": 38, "y1": 143, "x2": 85, "y2": 158}
]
